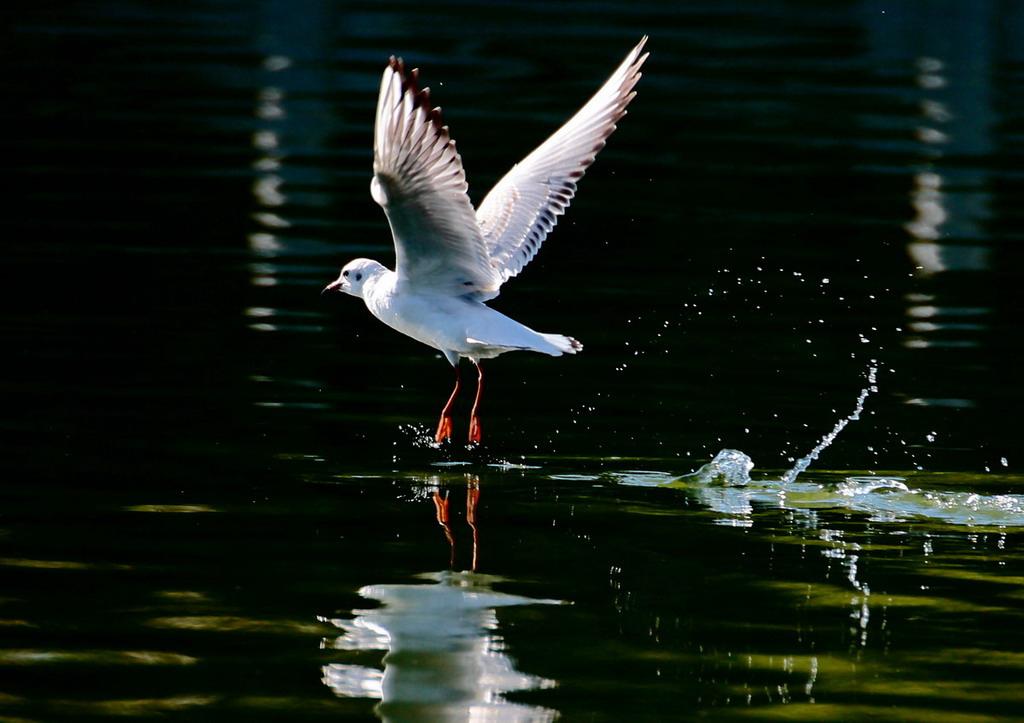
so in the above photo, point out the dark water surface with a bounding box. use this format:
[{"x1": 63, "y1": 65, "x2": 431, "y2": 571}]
[{"x1": 4, "y1": 1, "x2": 1024, "y2": 720}]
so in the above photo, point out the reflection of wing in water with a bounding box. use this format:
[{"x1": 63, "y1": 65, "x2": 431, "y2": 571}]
[{"x1": 321, "y1": 571, "x2": 563, "y2": 722}]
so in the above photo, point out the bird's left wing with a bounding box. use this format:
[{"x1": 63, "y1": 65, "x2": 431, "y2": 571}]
[
  {"x1": 371, "y1": 58, "x2": 501, "y2": 298},
  {"x1": 476, "y1": 37, "x2": 648, "y2": 284}
]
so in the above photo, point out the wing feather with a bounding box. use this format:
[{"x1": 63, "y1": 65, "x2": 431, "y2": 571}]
[
  {"x1": 477, "y1": 37, "x2": 649, "y2": 284},
  {"x1": 372, "y1": 58, "x2": 501, "y2": 297}
]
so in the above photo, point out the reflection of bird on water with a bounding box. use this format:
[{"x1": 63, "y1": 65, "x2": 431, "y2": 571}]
[
  {"x1": 432, "y1": 477, "x2": 480, "y2": 572},
  {"x1": 323, "y1": 38, "x2": 649, "y2": 443},
  {"x1": 321, "y1": 571, "x2": 562, "y2": 722}
]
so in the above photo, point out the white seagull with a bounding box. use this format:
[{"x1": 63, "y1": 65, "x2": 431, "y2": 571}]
[{"x1": 324, "y1": 37, "x2": 649, "y2": 443}]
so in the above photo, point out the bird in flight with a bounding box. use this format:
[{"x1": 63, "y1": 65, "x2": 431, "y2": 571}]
[{"x1": 324, "y1": 37, "x2": 649, "y2": 443}]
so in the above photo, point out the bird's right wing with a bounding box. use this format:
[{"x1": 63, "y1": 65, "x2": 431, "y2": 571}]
[
  {"x1": 476, "y1": 37, "x2": 648, "y2": 284},
  {"x1": 372, "y1": 57, "x2": 502, "y2": 298}
]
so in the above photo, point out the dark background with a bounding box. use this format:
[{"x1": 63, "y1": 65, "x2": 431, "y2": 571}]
[{"x1": 6, "y1": 0, "x2": 1023, "y2": 475}]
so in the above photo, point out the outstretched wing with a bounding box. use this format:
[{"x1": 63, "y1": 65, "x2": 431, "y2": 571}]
[
  {"x1": 476, "y1": 36, "x2": 649, "y2": 284},
  {"x1": 371, "y1": 57, "x2": 501, "y2": 298}
]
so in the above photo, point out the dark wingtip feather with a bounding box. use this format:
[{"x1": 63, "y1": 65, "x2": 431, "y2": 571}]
[{"x1": 386, "y1": 55, "x2": 450, "y2": 141}]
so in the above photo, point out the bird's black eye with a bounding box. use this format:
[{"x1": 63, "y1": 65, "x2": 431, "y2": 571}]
[
  {"x1": 355, "y1": 272, "x2": 362, "y2": 281},
  {"x1": 342, "y1": 270, "x2": 349, "y2": 278}
]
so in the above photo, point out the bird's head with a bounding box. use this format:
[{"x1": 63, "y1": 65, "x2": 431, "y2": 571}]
[{"x1": 322, "y1": 258, "x2": 385, "y2": 299}]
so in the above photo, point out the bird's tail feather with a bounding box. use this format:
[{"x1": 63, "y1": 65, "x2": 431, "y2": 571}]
[{"x1": 540, "y1": 333, "x2": 582, "y2": 355}]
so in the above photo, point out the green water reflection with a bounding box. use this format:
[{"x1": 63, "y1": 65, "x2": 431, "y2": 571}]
[{"x1": 296, "y1": 461, "x2": 1024, "y2": 721}]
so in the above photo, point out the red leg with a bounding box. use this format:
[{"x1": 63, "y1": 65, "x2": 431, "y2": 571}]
[
  {"x1": 432, "y1": 490, "x2": 450, "y2": 524},
  {"x1": 435, "y1": 365, "x2": 461, "y2": 443},
  {"x1": 432, "y1": 491, "x2": 455, "y2": 568},
  {"x1": 467, "y1": 478, "x2": 480, "y2": 572},
  {"x1": 468, "y1": 362, "x2": 483, "y2": 443}
]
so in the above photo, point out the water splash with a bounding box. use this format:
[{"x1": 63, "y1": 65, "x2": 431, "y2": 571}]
[
  {"x1": 677, "y1": 449, "x2": 754, "y2": 486},
  {"x1": 660, "y1": 363, "x2": 1024, "y2": 528},
  {"x1": 836, "y1": 476, "x2": 909, "y2": 495},
  {"x1": 666, "y1": 464, "x2": 1024, "y2": 528},
  {"x1": 781, "y1": 365, "x2": 878, "y2": 484},
  {"x1": 676, "y1": 364, "x2": 878, "y2": 488}
]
